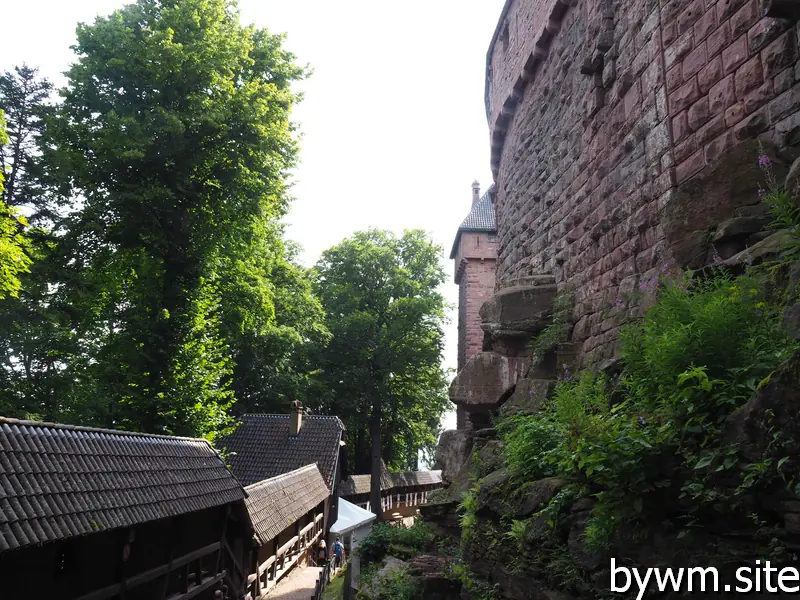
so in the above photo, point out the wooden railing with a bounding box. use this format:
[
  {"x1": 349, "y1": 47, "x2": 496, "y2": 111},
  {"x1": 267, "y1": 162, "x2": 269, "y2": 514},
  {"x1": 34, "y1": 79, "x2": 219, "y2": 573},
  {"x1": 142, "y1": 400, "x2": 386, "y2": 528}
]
[
  {"x1": 312, "y1": 556, "x2": 344, "y2": 600},
  {"x1": 247, "y1": 512, "x2": 324, "y2": 599}
]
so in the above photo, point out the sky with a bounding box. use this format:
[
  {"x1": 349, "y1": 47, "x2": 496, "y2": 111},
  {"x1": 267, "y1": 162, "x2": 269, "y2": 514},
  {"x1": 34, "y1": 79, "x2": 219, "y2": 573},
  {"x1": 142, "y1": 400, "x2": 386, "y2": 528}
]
[{"x1": 0, "y1": 0, "x2": 507, "y2": 432}]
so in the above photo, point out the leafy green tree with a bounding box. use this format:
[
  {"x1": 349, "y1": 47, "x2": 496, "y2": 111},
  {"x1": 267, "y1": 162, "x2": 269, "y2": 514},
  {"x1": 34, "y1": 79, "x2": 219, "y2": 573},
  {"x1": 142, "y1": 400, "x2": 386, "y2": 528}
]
[
  {"x1": 312, "y1": 229, "x2": 450, "y2": 516},
  {"x1": 0, "y1": 110, "x2": 32, "y2": 301},
  {"x1": 46, "y1": 0, "x2": 305, "y2": 437}
]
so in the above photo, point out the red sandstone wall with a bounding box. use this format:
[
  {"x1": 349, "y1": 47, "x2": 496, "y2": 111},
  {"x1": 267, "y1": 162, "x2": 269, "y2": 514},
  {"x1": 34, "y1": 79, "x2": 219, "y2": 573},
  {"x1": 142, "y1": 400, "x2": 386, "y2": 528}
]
[{"x1": 487, "y1": 0, "x2": 800, "y2": 366}]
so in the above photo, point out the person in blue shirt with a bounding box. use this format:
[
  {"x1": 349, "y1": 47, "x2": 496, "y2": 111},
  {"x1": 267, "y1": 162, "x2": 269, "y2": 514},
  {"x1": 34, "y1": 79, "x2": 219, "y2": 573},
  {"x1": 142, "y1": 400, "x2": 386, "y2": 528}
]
[{"x1": 332, "y1": 537, "x2": 345, "y2": 568}]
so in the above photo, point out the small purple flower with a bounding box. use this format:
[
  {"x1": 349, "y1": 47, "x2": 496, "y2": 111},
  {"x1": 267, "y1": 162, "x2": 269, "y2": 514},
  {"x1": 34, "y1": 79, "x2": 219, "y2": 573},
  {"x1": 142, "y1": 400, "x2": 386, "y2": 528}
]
[
  {"x1": 758, "y1": 154, "x2": 771, "y2": 170},
  {"x1": 648, "y1": 277, "x2": 659, "y2": 290},
  {"x1": 615, "y1": 298, "x2": 624, "y2": 309},
  {"x1": 660, "y1": 262, "x2": 671, "y2": 274},
  {"x1": 639, "y1": 281, "x2": 648, "y2": 291}
]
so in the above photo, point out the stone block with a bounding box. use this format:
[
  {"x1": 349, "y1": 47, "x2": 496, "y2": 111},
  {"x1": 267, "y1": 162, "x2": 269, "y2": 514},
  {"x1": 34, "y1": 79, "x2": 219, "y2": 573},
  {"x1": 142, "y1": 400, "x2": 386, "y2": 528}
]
[
  {"x1": 676, "y1": 148, "x2": 706, "y2": 182},
  {"x1": 748, "y1": 17, "x2": 789, "y2": 54},
  {"x1": 743, "y1": 80, "x2": 774, "y2": 114},
  {"x1": 670, "y1": 77, "x2": 702, "y2": 112},
  {"x1": 480, "y1": 278, "x2": 557, "y2": 337},
  {"x1": 735, "y1": 55, "x2": 764, "y2": 98},
  {"x1": 688, "y1": 96, "x2": 711, "y2": 130},
  {"x1": 694, "y1": 7, "x2": 717, "y2": 41},
  {"x1": 449, "y1": 352, "x2": 527, "y2": 410},
  {"x1": 729, "y1": 0, "x2": 758, "y2": 39},
  {"x1": 683, "y1": 42, "x2": 708, "y2": 80},
  {"x1": 712, "y1": 215, "x2": 771, "y2": 241},
  {"x1": 708, "y1": 21, "x2": 732, "y2": 57},
  {"x1": 722, "y1": 34, "x2": 749, "y2": 74},
  {"x1": 699, "y1": 55, "x2": 724, "y2": 93},
  {"x1": 762, "y1": 31, "x2": 797, "y2": 79},
  {"x1": 709, "y1": 73, "x2": 736, "y2": 112},
  {"x1": 725, "y1": 101, "x2": 746, "y2": 127}
]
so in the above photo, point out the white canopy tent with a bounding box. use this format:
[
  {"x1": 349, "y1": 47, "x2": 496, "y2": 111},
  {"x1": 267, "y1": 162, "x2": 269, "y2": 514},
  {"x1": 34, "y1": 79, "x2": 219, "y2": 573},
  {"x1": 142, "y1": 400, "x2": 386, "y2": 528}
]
[{"x1": 329, "y1": 498, "x2": 377, "y2": 583}]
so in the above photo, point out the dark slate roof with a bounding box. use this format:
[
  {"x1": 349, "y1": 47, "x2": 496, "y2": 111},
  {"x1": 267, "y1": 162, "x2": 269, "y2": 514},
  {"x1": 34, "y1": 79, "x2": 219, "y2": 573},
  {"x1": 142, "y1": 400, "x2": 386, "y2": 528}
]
[
  {"x1": 222, "y1": 415, "x2": 344, "y2": 489},
  {"x1": 339, "y1": 468, "x2": 443, "y2": 497},
  {"x1": 0, "y1": 418, "x2": 245, "y2": 554},
  {"x1": 450, "y1": 186, "x2": 497, "y2": 258},
  {"x1": 245, "y1": 464, "x2": 328, "y2": 545}
]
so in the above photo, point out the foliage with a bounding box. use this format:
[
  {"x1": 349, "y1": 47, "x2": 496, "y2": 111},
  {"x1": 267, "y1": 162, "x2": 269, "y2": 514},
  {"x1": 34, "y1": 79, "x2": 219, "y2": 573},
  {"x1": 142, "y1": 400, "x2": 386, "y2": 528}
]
[
  {"x1": 311, "y1": 229, "x2": 450, "y2": 477},
  {"x1": 357, "y1": 520, "x2": 433, "y2": 566},
  {"x1": 758, "y1": 150, "x2": 800, "y2": 261},
  {"x1": 501, "y1": 263, "x2": 796, "y2": 548},
  {"x1": 358, "y1": 565, "x2": 419, "y2": 600},
  {"x1": 0, "y1": 109, "x2": 32, "y2": 301},
  {"x1": 527, "y1": 285, "x2": 574, "y2": 363},
  {"x1": 0, "y1": 0, "x2": 310, "y2": 437}
]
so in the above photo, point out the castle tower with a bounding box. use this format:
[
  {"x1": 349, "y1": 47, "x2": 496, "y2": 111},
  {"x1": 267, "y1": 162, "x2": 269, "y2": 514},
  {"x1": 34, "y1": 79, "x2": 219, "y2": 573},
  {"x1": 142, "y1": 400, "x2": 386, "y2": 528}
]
[{"x1": 450, "y1": 181, "x2": 498, "y2": 429}]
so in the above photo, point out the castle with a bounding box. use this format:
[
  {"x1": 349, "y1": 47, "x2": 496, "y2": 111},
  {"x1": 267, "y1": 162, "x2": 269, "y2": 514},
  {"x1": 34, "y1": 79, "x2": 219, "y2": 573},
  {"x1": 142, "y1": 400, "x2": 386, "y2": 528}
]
[{"x1": 447, "y1": 0, "x2": 800, "y2": 434}]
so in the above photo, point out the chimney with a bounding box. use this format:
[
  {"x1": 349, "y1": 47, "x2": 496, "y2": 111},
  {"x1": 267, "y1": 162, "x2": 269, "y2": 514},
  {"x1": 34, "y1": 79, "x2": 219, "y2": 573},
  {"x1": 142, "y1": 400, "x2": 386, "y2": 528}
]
[
  {"x1": 289, "y1": 400, "x2": 303, "y2": 436},
  {"x1": 472, "y1": 181, "x2": 481, "y2": 206}
]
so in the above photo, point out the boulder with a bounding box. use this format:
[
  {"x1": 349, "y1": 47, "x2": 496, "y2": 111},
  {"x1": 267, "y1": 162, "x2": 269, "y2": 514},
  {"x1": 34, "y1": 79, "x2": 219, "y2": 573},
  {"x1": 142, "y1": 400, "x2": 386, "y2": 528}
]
[
  {"x1": 407, "y1": 555, "x2": 461, "y2": 600},
  {"x1": 724, "y1": 350, "x2": 800, "y2": 466},
  {"x1": 787, "y1": 155, "x2": 800, "y2": 193},
  {"x1": 499, "y1": 378, "x2": 554, "y2": 417},
  {"x1": 434, "y1": 429, "x2": 473, "y2": 485},
  {"x1": 784, "y1": 303, "x2": 800, "y2": 340},
  {"x1": 712, "y1": 216, "x2": 772, "y2": 242},
  {"x1": 721, "y1": 230, "x2": 792, "y2": 267},
  {"x1": 449, "y1": 352, "x2": 527, "y2": 411},
  {"x1": 664, "y1": 140, "x2": 791, "y2": 268},
  {"x1": 476, "y1": 471, "x2": 566, "y2": 519}
]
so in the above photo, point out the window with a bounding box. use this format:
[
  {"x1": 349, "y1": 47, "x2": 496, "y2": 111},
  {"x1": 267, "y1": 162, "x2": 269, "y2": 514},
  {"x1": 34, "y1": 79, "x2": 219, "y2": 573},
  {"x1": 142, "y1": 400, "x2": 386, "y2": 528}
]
[{"x1": 488, "y1": 234, "x2": 497, "y2": 242}]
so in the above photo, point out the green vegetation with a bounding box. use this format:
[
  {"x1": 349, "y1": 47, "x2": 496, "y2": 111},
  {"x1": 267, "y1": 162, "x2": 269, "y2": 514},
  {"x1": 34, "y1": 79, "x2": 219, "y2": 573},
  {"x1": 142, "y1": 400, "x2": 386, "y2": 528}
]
[
  {"x1": 357, "y1": 564, "x2": 420, "y2": 600},
  {"x1": 322, "y1": 571, "x2": 345, "y2": 600},
  {"x1": 454, "y1": 153, "x2": 800, "y2": 597},
  {"x1": 357, "y1": 521, "x2": 434, "y2": 566},
  {"x1": 311, "y1": 229, "x2": 450, "y2": 487},
  {"x1": 0, "y1": 0, "x2": 448, "y2": 470}
]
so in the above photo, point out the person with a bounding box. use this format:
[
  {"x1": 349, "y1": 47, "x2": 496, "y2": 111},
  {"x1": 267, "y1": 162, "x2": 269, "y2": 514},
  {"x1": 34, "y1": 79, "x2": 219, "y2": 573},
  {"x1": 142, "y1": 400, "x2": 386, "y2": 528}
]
[
  {"x1": 318, "y1": 539, "x2": 328, "y2": 566},
  {"x1": 332, "y1": 537, "x2": 345, "y2": 568}
]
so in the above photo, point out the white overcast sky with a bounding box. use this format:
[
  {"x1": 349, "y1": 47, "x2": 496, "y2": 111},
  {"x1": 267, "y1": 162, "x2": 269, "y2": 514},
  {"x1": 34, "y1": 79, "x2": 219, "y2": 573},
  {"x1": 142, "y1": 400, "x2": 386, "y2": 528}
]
[{"x1": 0, "y1": 0, "x2": 506, "y2": 431}]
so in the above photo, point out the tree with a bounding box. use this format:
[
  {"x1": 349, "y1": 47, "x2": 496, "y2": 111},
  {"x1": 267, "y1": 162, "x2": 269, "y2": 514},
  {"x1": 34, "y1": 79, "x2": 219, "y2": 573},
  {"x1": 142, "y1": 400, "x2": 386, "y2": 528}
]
[
  {"x1": 312, "y1": 229, "x2": 450, "y2": 517},
  {"x1": 0, "y1": 65, "x2": 56, "y2": 223},
  {"x1": 46, "y1": 0, "x2": 305, "y2": 437},
  {"x1": 0, "y1": 109, "x2": 32, "y2": 301}
]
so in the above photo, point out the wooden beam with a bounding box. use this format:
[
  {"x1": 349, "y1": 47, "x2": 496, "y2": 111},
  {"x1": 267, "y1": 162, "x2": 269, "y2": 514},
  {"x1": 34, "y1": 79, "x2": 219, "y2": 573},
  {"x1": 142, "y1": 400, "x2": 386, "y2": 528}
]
[
  {"x1": 165, "y1": 570, "x2": 226, "y2": 600},
  {"x1": 75, "y1": 543, "x2": 221, "y2": 600}
]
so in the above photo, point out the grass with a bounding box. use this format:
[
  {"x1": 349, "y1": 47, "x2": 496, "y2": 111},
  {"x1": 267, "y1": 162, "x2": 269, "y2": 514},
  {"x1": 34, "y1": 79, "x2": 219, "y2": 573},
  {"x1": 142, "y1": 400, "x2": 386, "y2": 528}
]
[{"x1": 322, "y1": 570, "x2": 345, "y2": 600}]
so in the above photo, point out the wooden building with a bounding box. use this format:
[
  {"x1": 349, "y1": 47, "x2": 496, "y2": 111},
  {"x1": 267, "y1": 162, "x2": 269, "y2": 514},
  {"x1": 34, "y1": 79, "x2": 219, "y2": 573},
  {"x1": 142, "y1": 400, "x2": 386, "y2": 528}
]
[
  {"x1": 222, "y1": 402, "x2": 345, "y2": 528},
  {"x1": 0, "y1": 418, "x2": 251, "y2": 600},
  {"x1": 243, "y1": 464, "x2": 329, "y2": 598},
  {"x1": 339, "y1": 467, "x2": 443, "y2": 519}
]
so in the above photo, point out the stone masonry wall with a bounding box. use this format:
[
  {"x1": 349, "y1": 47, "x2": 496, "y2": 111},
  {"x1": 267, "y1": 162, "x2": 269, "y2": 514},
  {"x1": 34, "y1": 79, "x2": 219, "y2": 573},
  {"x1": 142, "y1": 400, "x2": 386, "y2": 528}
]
[
  {"x1": 487, "y1": 0, "x2": 800, "y2": 366},
  {"x1": 455, "y1": 231, "x2": 497, "y2": 429}
]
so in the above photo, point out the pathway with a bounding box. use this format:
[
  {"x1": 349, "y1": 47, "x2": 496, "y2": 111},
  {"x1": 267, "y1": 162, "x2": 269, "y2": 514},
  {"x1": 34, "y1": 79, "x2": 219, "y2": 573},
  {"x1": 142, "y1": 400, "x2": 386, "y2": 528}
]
[{"x1": 265, "y1": 564, "x2": 322, "y2": 600}]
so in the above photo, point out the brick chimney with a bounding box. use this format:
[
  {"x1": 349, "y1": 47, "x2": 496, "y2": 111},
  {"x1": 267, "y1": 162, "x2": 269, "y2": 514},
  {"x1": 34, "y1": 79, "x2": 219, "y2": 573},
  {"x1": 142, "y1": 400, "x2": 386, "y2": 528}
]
[
  {"x1": 289, "y1": 400, "x2": 303, "y2": 436},
  {"x1": 472, "y1": 181, "x2": 481, "y2": 206}
]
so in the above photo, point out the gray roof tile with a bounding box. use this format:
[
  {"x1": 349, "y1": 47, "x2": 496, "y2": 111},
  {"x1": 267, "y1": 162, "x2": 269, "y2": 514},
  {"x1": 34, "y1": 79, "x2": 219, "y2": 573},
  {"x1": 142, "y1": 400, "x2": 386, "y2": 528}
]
[
  {"x1": 245, "y1": 464, "x2": 328, "y2": 545},
  {"x1": 222, "y1": 415, "x2": 344, "y2": 489},
  {"x1": 0, "y1": 418, "x2": 245, "y2": 554},
  {"x1": 450, "y1": 186, "x2": 497, "y2": 258}
]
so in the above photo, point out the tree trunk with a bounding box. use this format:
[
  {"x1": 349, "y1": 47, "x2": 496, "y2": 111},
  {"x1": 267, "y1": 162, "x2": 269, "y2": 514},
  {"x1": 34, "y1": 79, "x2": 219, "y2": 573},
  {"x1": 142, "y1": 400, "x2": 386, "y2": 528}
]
[{"x1": 370, "y1": 394, "x2": 383, "y2": 520}]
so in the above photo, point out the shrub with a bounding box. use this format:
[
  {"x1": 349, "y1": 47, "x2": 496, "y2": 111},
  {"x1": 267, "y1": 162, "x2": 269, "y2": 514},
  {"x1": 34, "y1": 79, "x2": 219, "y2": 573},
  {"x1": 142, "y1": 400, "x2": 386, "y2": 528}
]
[
  {"x1": 500, "y1": 263, "x2": 796, "y2": 544},
  {"x1": 357, "y1": 520, "x2": 433, "y2": 565}
]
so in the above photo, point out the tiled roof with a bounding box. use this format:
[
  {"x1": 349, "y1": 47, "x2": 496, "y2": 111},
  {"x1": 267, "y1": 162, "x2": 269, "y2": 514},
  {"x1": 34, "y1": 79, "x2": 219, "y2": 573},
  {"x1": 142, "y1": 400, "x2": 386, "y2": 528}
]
[
  {"x1": 339, "y1": 468, "x2": 443, "y2": 497},
  {"x1": 222, "y1": 414, "x2": 344, "y2": 489},
  {"x1": 0, "y1": 418, "x2": 245, "y2": 554},
  {"x1": 245, "y1": 464, "x2": 328, "y2": 545},
  {"x1": 450, "y1": 186, "x2": 497, "y2": 258},
  {"x1": 390, "y1": 470, "x2": 443, "y2": 488}
]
